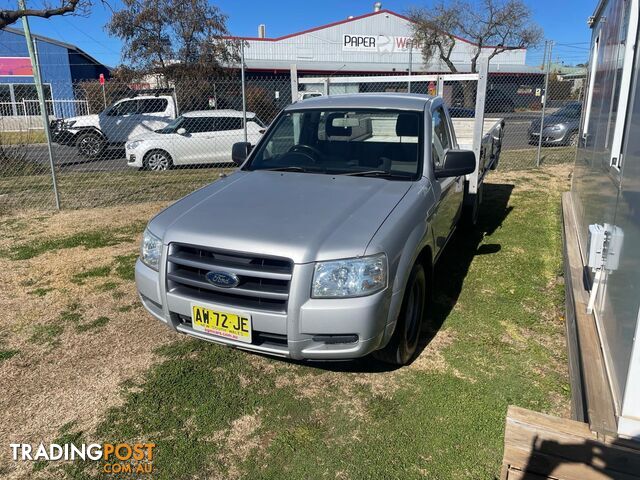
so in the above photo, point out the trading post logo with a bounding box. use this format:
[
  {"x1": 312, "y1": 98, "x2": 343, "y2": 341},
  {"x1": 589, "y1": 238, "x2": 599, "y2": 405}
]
[{"x1": 10, "y1": 442, "x2": 156, "y2": 474}]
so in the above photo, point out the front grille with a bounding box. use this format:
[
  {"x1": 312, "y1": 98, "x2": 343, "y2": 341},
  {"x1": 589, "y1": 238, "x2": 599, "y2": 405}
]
[{"x1": 167, "y1": 243, "x2": 293, "y2": 313}]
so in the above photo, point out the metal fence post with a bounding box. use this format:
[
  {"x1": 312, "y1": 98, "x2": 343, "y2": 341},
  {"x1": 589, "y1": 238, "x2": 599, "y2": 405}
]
[
  {"x1": 470, "y1": 57, "x2": 489, "y2": 195},
  {"x1": 408, "y1": 43, "x2": 413, "y2": 93},
  {"x1": 436, "y1": 75, "x2": 444, "y2": 97},
  {"x1": 536, "y1": 40, "x2": 553, "y2": 168},
  {"x1": 290, "y1": 64, "x2": 299, "y2": 103},
  {"x1": 18, "y1": 0, "x2": 60, "y2": 210},
  {"x1": 240, "y1": 41, "x2": 248, "y2": 144}
]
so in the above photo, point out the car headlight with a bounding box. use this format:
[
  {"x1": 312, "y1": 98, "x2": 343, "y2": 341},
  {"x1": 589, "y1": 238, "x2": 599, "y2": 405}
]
[
  {"x1": 312, "y1": 253, "x2": 387, "y2": 298},
  {"x1": 547, "y1": 124, "x2": 564, "y2": 132},
  {"x1": 140, "y1": 228, "x2": 162, "y2": 271},
  {"x1": 126, "y1": 140, "x2": 143, "y2": 150},
  {"x1": 62, "y1": 120, "x2": 76, "y2": 129}
]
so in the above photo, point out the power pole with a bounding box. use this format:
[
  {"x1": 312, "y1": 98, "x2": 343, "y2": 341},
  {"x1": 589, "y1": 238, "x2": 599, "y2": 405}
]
[
  {"x1": 240, "y1": 41, "x2": 248, "y2": 144},
  {"x1": 18, "y1": 0, "x2": 60, "y2": 209}
]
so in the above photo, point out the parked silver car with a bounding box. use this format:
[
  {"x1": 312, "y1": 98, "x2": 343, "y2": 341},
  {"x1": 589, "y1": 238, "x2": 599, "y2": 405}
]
[
  {"x1": 135, "y1": 94, "x2": 503, "y2": 365},
  {"x1": 528, "y1": 102, "x2": 582, "y2": 146}
]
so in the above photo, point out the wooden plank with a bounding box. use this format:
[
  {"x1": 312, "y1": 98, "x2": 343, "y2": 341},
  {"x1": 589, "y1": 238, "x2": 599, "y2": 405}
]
[
  {"x1": 502, "y1": 406, "x2": 640, "y2": 480},
  {"x1": 561, "y1": 193, "x2": 618, "y2": 434}
]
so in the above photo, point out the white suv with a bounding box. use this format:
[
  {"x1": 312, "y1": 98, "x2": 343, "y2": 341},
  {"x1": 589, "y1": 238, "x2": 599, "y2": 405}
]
[
  {"x1": 51, "y1": 94, "x2": 178, "y2": 158},
  {"x1": 126, "y1": 110, "x2": 264, "y2": 170}
]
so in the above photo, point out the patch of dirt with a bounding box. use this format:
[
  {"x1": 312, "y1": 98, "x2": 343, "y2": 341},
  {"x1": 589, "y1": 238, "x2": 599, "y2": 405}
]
[
  {"x1": 493, "y1": 164, "x2": 572, "y2": 194},
  {"x1": 273, "y1": 328, "x2": 470, "y2": 424},
  {"x1": 410, "y1": 330, "x2": 476, "y2": 382},
  {"x1": 196, "y1": 410, "x2": 265, "y2": 480}
]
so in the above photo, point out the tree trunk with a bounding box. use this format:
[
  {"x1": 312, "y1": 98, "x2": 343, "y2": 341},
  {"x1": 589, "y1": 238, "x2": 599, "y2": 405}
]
[{"x1": 462, "y1": 82, "x2": 476, "y2": 109}]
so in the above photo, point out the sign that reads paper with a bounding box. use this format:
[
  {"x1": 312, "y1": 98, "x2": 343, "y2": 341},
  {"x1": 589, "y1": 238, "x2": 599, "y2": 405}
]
[{"x1": 342, "y1": 34, "x2": 378, "y2": 51}]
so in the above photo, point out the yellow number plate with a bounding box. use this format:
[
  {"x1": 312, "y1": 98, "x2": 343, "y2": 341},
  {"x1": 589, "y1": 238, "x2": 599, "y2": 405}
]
[{"x1": 191, "y1": 304, "x2": 252, "y2": 343}]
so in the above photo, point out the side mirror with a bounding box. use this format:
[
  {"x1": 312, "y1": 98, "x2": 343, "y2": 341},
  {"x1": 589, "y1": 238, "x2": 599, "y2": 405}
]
[
  {"x1": 176, "y1": 127, "x2": 187, "y2": 135},
  {"x1": 232, "y1": 142, "x2": 252, "y2": 166},
  {"x1": 434, "y1": 150, "x2": 476, "y2": 179}
]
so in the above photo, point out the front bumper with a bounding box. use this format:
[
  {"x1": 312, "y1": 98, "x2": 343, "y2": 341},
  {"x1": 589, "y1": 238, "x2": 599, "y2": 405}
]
[
  {"x1": 135, "y1": 256, "x2": 393, "y2": 361},
  {"x1": 50, "y1": 128, "x2": 79, "y2": 146},
  {"x1": 126, "y1": 147, "x2": 144, "y2": 168},
  {"x1": 528, "y1": 127, "x2": 568, "y2": 145}
]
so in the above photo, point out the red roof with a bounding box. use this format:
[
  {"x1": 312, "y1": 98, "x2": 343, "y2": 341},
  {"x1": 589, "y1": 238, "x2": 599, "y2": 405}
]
[{"x1": 224, "y1": 9, "x2": 524, "y2": 50}]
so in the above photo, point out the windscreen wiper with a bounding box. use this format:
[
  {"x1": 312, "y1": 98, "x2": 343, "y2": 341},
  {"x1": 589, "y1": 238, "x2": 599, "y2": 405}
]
[
  {"x1": 343, "y1": 170, "x2": 409, "y2": 179},
  {"x1": 261, "y1": 166, "x2": 309, "y2": 172}
]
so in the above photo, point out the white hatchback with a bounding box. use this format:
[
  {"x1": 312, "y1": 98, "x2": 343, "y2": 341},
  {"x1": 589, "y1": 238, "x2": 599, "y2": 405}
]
[{"x1": 126, "y1": 110, "x2": 264, "y2": 170}]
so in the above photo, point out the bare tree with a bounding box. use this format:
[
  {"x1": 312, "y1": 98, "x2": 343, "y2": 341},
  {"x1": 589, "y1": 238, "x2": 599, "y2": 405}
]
[
  {"x1": 107, "y1": 0, "x2": 239, "y2": 81},
  {"x1": 409, "y1": 0, "x2": 542, "y2": 74},
  {"x1": 0, "y1": 0, "x2": 90, "y2": 30}
]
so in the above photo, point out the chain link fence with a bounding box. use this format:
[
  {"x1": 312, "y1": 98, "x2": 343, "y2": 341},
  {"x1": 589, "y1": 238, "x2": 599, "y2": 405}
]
[
  {"x1": 0, "y1": 76, "x2": 291, "y2": 211},
  {"x1": 1, "y1": 69, "x2": 582, "y2": 211}
]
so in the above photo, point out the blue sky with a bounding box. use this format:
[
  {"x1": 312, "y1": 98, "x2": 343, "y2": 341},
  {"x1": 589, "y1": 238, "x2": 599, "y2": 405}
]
[{"x1": 20, "y1": 0, "x2": 595, "y2": 68}]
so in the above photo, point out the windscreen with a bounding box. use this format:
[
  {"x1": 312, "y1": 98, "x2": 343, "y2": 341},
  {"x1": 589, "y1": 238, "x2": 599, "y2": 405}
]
[
  {"x1": 155, "y1": 116, "x2": 184, "y2": 134},
  {"x1": 246, "y1": 109, "x2": 422, "y2": 179}
]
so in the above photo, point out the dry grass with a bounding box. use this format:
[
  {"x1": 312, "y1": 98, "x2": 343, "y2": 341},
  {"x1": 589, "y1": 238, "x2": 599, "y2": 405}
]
[{"x1": 0, "y1": 201, "x2": 175, "y2": 479}]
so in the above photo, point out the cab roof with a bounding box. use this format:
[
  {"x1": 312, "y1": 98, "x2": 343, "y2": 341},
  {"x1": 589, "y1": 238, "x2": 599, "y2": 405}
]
[{"x1": 287, "y1": 93, "x2": 436, "y2": 112}]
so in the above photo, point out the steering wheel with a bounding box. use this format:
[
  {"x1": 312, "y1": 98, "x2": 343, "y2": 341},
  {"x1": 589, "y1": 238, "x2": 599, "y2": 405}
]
[{"x1": 287, "y1": 144, "x2": 322, "y2": 163}]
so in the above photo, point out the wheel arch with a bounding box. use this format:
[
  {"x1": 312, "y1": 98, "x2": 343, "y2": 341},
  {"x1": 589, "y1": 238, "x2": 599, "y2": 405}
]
[
  {"x1": 380, "y1": 224, "x2": 435, "y2": 346},
  {"x1": 74, "y1": 127, "x2": 106, "y2": 142},
  {"x1": 143, "y1": 148, "x2": 174, "y2": 168}
]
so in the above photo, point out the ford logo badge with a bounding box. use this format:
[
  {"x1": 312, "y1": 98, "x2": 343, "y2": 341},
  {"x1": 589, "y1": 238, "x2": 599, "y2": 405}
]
[{"x1": 205, "y1": 271, "x2": 240, "y2": 288}]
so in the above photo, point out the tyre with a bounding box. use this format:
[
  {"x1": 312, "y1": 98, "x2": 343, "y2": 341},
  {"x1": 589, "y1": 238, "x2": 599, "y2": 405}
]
[
  {"x1": 460, "y1": 181, "x2": 483, "y2": 229},
  {"x1": 374, "y1": 263, "x2": 426, "y2": 366},
  {"x1": 143, "y1": 150, "x2": 173, "y2": 171},
  {"x1": 568, "y1": 131, "x2": 579, "y2": 147},
  {"x1": 76, "y1": 131, "x2": 105, "y2": 159}
]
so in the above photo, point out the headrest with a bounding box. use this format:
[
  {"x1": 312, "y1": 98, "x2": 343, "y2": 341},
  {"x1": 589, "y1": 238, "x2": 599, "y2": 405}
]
[
  {"x1": 325, "y1": 113, "x2": 352, "y2": 137},
  {"x1": 396, "y1": 113, "x2": 419, "y2": 137}
]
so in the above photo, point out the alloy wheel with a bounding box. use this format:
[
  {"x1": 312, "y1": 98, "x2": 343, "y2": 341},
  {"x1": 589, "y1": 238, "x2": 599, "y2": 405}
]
[{"x1": 147, "y1": 152, "x2": 170, "y2": 171}]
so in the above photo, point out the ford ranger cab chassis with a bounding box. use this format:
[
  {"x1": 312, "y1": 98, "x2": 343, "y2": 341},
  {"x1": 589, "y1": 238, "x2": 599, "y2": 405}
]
[{"x1": 135, "y1": 93, "x2": 504, "y2": 365}]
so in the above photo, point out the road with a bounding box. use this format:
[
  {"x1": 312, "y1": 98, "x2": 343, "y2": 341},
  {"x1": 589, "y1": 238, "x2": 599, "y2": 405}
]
[
  {"x1": 20, "y1": 111, "x2": 541, "y2": 173},
  {"x1": 24, "y1": 144, "x2": 129, "y2": 173}
]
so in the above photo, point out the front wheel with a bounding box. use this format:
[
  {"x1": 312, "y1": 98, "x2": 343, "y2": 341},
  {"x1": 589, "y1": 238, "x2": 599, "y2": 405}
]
[
  {"x1": 143, "y1": 150, "x2": 173, "y2": 171},
  {"x1": 374, "y1": 263, "x2": 426, "y2": 366},
  {"x1": 76, "y1": 131, "x2": 105, "y2": 159},
  {"x1": 568, "y1": 131, "x2": 579, "y2": 147}
]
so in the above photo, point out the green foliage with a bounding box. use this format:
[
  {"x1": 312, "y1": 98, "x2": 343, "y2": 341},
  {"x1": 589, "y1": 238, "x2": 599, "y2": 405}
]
[
  {"x1": 1, "y1": 222, "x2": 145, "y2": 260},
  {"x1": 30, "y1": 324, "x2": 64, "y2": 347},
  {"x1": 71, "y1": 266, "x2": 112, "y2": 284}
]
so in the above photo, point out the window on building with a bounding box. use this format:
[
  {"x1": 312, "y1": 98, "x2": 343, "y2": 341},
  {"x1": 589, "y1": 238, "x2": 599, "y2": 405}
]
[
  {"x1": 10, "y1": 84, "x2": 53, "y2": 115},
  {"x1": 0, "y1": 85, "x2": 12, "y2": 116}
]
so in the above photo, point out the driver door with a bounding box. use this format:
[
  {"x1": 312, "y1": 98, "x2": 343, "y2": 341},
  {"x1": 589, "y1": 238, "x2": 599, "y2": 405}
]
[
  {"x1": 107, "y1": 100, "x2": 138, "y2": 143},
  {"x1": 431, "y1": 106, "x2": 463, "y2": 257}
]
